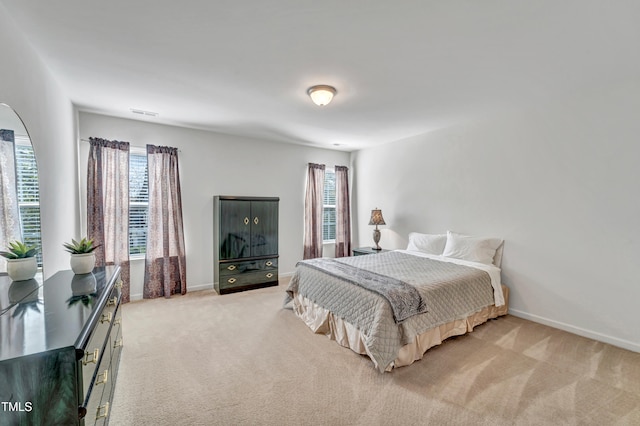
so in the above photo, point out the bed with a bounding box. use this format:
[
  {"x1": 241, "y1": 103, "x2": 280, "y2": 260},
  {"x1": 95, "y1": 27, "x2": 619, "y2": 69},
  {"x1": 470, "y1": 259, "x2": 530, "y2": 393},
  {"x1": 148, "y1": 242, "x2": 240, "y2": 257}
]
[{"x1": 285, "y1": 231, "x2": 509, "y2": 372}]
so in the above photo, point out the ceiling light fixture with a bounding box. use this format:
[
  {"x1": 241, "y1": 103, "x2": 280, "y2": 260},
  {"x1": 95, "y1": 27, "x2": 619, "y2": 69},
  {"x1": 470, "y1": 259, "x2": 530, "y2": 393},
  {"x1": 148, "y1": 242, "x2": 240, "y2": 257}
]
[{"x1": 307, "y1": 85, "x2": 337, "y2": 106}]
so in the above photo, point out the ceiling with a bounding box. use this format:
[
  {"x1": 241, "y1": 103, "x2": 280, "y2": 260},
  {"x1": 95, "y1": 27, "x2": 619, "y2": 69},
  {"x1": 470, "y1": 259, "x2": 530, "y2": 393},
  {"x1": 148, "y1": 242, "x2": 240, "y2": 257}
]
[{"x1": 1, "y1": 1, "x2": 639, "y2": 151}]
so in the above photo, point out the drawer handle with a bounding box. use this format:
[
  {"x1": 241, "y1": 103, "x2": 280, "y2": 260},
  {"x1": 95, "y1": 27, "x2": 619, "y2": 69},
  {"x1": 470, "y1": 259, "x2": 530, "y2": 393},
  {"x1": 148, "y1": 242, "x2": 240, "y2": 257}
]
[
  {"x1": 227, "y1": 265, "x2": 236, "y2": 271},
  {"x1": 254, "y1": 217, "x2": 259, "y2": 225},
  {"x1": 100, "y1": 312, "x2": 112, "y2": 324},
  {"x1": 115, "y1": 280, "x2": 123, "y2": 290},
  {"x1": 96, "y1": 402, "x2": 110, "y2": 420},
  {"x1": 243, "y1": 217, "x2": 249, "y2": 225},
  {"x1": 266, "y1": 273, "x2": 274, "y2": 279},
  {"x1": 114, "y1": 317, "x2": 122, "y2": 326},
  {"x1": 95, "y1": 369, "x2": 109, "y2": 385},
  {"x1": 114, "y1": 338, "x2": 124, "y2": 349},
  {"x1": 83, "y1": 348, "x2": 99, "y2": 365},
  {"x1": 107, "y1": 296, "x2": 118, "y2": 307},
  {"x1": 228, "y1": 278, "x2": 237, "y2": 284},
  {"x1": 265, "y1": 261, "x2": 273, "y2": 267}
]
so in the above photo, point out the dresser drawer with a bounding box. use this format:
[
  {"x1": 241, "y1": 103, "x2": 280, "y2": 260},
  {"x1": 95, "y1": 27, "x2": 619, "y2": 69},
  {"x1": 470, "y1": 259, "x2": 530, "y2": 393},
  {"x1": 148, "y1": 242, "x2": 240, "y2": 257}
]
[
  {"x1": 219, "y1": 269, "x2": 278, "y2": 290},
  {"x1": 114, "y1": 275, "x2": 124, "y2": 299},
  {"x1": 80, "y1": 289, "x2": 118, "y2": 399},
  {"x1": 110, "y1": 307, "x2": 123, "y2": 351},
  {"x1": 83, "y1": 342, "x2": 111, "y2": 425},
  {"x1": 219, "y1": 258, "x2": 277, "y2": 277},
  {"x1": 83, "y1": 300, "x2": 121, "y2": 425}
]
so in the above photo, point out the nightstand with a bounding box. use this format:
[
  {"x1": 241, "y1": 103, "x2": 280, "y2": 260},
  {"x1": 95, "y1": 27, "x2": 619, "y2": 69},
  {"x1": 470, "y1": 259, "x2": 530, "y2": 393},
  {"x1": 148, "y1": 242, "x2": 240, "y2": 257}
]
[{"x1": 352, "y1": 247, "x2": 391, "y2": 256}]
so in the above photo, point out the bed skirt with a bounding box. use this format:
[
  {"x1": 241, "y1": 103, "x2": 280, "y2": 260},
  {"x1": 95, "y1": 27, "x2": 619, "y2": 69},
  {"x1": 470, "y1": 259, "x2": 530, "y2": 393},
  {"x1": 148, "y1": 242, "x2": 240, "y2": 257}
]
[{"x1": 291, "y1": 285, "x2": 509, "y2": 372}]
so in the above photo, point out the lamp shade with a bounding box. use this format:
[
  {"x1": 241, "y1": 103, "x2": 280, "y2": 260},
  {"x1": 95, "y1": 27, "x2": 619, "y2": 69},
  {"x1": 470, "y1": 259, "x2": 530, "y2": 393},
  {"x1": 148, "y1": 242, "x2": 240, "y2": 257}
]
[
  {"x1": 307, "y1": 85, "x2": 336, "y2": 106},
  {"x1": 368, "y1": 209, "x2": 386, "y2": 226}
]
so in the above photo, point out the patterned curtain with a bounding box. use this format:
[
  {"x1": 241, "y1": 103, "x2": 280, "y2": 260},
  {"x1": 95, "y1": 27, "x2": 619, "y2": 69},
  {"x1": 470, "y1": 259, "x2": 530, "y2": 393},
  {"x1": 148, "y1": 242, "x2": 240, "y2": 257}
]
[
  {"x1": 303, "y1": 163, "x2": 325, "y2": 259},
  {"x1": 335, "y1": 165, "x2": 351, "y2": 257},
  {"x1": 87, "y1": 137, "x2": 131, "y2": 302},
  {"x1": 143, "y1": 145, "x2": 186, "y2": 299},
  {"x1": 0, "y1": 129, "x2": 21, "y2": 273}
]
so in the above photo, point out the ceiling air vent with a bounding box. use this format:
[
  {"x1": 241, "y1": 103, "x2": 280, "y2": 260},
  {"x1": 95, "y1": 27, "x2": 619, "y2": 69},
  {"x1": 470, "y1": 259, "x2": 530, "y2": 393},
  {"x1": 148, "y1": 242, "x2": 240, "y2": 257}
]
[{"x1": 130, "y1": 108, "x2": 158, "y2": 117}]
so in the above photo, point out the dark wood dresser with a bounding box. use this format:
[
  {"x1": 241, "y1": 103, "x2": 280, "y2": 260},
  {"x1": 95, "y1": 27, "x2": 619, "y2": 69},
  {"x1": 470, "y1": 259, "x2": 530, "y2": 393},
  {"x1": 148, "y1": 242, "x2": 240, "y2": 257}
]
[
  {"x1": 0, "y1": 266, "x2": 123, "y2": 425},
  {"x1": 214, "y1": 196, "x2": 279, "y2": 294}
]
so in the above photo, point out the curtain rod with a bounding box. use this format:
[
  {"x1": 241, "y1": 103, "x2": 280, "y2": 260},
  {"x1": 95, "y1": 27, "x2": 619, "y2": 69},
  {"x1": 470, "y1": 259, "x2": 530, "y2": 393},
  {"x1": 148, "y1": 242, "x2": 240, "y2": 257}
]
[{"x1": 80, "y1": 138, "x2": 181, "y2": 152}]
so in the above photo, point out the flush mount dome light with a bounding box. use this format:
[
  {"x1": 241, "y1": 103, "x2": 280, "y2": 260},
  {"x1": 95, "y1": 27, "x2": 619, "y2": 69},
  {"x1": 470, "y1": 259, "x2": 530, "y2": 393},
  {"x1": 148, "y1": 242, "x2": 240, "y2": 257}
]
[{"x1": 307, "y1": 85, "x2": 337, "y2": 106}]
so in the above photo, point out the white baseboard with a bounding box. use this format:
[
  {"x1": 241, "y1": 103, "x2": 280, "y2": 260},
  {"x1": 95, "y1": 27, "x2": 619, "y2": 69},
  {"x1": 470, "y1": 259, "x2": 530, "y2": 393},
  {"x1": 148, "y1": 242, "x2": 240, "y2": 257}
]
[
  {"x1": 189, "y1": 282, "x2": 215, "y2": 292},
  {"x1": 129, "y1": 271, "x2": 295, "y2": 302},
  {"x1": 129, "y1": 282, "x2": 214, "y2": 302},
  {"x1": 508, "y1": 308, "x2": 640, "y2": 353}
]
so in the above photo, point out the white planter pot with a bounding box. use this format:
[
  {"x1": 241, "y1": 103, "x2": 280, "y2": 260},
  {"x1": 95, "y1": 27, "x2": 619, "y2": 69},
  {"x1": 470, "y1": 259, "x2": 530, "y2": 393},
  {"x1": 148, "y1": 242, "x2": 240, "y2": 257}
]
[
  {"x1": 70, "y1": 253, "x2": 96, "y2": 275},
  {"x1": 6, "y1": 257, "x2": 38, "y2": 281}
]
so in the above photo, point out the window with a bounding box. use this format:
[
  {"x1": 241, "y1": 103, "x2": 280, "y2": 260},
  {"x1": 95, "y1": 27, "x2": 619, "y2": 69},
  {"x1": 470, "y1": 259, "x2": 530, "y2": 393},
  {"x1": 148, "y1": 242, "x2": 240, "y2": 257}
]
[
  {"x1": 323, "y1": 169, "x2": 336, "y2": 242},
  {"x1": 129, "y1": 151, "x2": 148, "y2": 255},
  {"x1": 15, "y1": 138, "x2": 43, "y2": 267}
]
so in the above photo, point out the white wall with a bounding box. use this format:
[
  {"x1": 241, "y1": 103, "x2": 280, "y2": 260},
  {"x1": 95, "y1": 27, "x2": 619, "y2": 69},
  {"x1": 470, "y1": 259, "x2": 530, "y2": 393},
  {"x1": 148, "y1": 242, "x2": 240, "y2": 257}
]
[
  {"x1": 352, "y1": 77, "x2": 640, "y2": 352},
  {"x1": 78, "y1": 112, "x2": 350, "y2": 299},
  {"x1": 0, "y1": 4, "x2": 78, "y2": 278}
]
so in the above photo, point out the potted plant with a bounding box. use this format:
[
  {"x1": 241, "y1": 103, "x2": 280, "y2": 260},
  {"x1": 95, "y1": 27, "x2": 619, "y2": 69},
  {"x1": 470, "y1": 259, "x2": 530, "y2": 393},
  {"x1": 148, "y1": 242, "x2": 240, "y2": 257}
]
[
  {"x1": 63, "y1": 237, "x2": 100, "y2": 274},
  {"x1": 0, "y1": 240, "x2": 39, "y2": 281}
]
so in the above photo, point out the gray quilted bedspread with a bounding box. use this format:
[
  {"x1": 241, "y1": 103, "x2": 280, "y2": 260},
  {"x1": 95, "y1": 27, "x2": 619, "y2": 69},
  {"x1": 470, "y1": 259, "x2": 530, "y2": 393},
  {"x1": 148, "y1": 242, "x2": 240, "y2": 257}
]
[
  {"x1": 294, "y1": 257, "x2": 427, "y2": 323},
  {"x1": 285, "y1": 251, "x2": 495, "y2": 372}
]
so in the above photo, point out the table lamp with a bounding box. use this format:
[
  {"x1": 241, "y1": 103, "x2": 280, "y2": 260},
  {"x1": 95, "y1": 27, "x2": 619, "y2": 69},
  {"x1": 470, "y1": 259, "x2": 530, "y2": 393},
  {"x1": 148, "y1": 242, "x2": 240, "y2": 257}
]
[{"x1": 368, "y1": 208, "x2": 386, "y2": 250}]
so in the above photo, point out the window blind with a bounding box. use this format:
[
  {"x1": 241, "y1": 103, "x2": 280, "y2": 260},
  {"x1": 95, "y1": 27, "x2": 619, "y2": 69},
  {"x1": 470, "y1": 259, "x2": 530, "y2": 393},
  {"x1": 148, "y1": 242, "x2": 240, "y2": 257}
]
[
  {"x1": 15, "y1": 141, "x2": 43, "y2": 267},
  {"x1": 129, "y1": 152, "x2": 148, "y2": 255},
  {"x1": 323, "y1": 169, "x2": 336, "y2": 241}
]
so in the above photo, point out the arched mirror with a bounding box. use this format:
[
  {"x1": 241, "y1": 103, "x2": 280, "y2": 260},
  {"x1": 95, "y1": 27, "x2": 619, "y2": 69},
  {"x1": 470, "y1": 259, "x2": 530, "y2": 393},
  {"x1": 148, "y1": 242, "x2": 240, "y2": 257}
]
[{"x1": 0, "y1": 103, "x2": 43, "y2": 276}]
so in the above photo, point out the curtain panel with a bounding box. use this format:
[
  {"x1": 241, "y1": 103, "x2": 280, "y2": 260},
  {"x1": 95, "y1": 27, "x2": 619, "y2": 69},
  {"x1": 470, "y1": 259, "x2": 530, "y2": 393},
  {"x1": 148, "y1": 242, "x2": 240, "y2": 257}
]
[
  {"x1": 0, "y1": 129, "x2": 21, "y2": 273},
  {"x1": 143, "y1": 144, "x2": 186, "y2": 299},
  {"x1": 335, "y1": 165, "x2": 351, "y2": 257},
  {"x1": 303, "y1": 163, "x2": 325, "y2": 259},
  {"x1": 87, "y1": 137, "x2": 131, "y2": 302}
]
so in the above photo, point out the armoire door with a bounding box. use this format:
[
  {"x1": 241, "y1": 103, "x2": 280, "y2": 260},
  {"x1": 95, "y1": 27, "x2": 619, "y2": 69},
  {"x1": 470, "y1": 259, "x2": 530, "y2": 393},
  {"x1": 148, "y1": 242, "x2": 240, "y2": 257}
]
[
  {"x1": 219, "y1": 199, "x2": 251, "y2": 260},
  {"x1": 250, "y1": 200, "x2": 278, "y2": 257}
]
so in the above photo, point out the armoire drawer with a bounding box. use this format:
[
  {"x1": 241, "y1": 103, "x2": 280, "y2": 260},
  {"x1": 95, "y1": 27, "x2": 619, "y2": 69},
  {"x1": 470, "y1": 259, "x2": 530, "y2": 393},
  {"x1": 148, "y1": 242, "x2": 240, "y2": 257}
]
[
  {"x1": 219, "y1": 258, "x2": 278, "y2": 277},
  {"x1": 219, "y1": 269, "x2": 278, "y2": 290}
]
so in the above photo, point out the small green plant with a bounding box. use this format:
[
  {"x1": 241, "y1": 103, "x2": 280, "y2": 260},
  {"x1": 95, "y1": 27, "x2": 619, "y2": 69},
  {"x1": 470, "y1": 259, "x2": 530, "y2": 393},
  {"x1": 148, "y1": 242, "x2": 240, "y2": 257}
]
[
  {"x1": 62, "y1": 237, "x2": 100, "y2": 254},
  {"x1": 0, "y1": 240, "x2": 39, "y2": 259}
]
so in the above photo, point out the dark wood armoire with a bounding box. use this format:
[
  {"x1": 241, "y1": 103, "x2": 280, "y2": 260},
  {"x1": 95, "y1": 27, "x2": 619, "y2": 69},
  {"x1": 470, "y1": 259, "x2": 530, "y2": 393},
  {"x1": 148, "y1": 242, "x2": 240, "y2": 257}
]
[{"x1": 213, "y1": 196, "x2": 279, "y2": 294}]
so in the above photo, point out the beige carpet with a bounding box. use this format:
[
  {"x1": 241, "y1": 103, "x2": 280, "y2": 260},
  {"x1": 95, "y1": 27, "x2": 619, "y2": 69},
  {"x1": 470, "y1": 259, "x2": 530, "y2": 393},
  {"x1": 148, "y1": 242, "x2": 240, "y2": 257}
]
[{"x1": 109, "y1": 280, "x2": 640, "y2": 425}]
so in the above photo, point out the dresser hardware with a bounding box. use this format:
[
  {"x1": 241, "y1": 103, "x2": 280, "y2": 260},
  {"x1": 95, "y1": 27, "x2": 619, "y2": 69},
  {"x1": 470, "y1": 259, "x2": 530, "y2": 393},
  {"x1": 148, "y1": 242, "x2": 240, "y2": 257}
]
[
  {"x1": 227, "y1": 265, "x2": 236, "y2": 271},
  {"x1": 115, "y1": 280, "x2": 123, "y2": 290},
  {"x1": 254, "y1": 217, "x2": 259, "y2": 225},
  {"x1": 228, "y1": 278, "x2": 237, "y2": 284},
  {"x1": 113, "y1": 338, "x2": 123, "y2": 349},
  {"x1": 96, "y1": 402, "x2": 110, "y2": 420},
  {"x1": 95, "y1": 369, "x2": 109, "y2": 385},
  {"x1": 83, "y1": 348, "x2": 99, "y2": 365},
  {"x1": 265, "y1": 261, "x2": 273, "y2": 267},
  {"x1": 100, "y1": 312, "x2": 112, "y2": 324},
  {"x1": 114, "y1": 318, "x2": 122, "y2": 326},
  {"x1": 244, "y1": 217, "x2": 250, "y2": 225},
  {"x1": 266, "y1": 273, "x2": 274, "y2": 278},
  {"x1": 107, "y1": 296, "x2": 118, "y2": 307}
]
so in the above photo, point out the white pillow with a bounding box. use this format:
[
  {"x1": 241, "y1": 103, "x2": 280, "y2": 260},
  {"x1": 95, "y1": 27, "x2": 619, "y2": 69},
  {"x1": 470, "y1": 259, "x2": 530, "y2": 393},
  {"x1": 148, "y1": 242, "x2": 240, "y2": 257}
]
[
  {"x1": 442, "y1": 231, "x2": 503, "y2": 265},
  {"x1": 406, "y1": 232, "x2": 447, "y2": 255}
]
